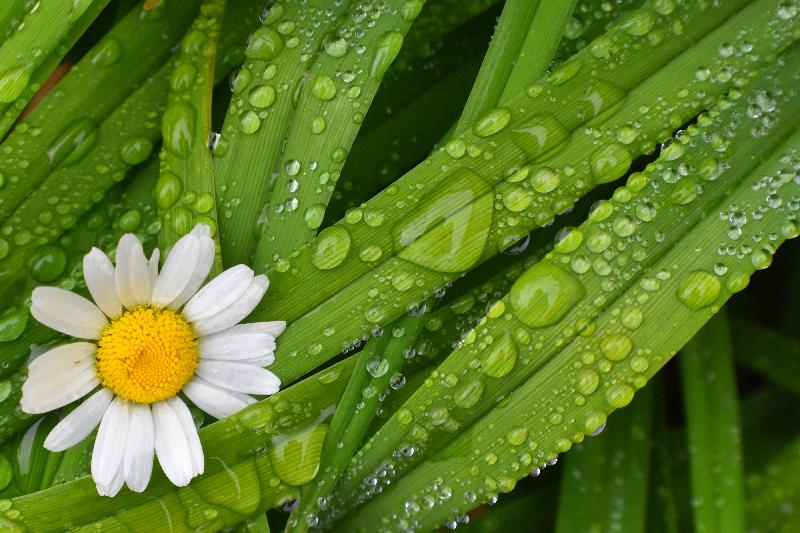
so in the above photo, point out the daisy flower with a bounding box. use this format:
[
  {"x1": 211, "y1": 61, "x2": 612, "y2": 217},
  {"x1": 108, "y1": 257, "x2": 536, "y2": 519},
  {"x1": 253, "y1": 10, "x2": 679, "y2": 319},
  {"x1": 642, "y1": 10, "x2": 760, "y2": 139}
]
[{"x1": 20, "y1": 224, "x2": 284, "y2": 497}]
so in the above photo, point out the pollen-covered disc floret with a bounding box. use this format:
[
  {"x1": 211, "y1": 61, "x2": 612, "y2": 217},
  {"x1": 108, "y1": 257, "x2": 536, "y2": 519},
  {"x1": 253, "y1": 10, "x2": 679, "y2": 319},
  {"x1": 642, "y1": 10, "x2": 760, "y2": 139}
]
[
  {"x1": 20, "y1": 225, "x2": 285, "y2": 497},
  {"x1": 96, "y1": 307, "x2": 199, "y2": 404}
]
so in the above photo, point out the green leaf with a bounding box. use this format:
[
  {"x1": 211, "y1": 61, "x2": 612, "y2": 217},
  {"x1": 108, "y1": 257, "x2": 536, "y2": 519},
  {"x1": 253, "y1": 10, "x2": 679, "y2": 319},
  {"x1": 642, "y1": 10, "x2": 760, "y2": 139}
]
[
  {"x1": 555, "y1": 385, "x2": 654, "y2": 533},
  {"x1": 0, "y1": 0, "x2": 111, "y2": 135},
  {"x1": 332, "y1": 43, "x2": 800, "y2": 531},
  {"x1": 679, "y1": 311, "x2": 745, "y2": 533},
  {"x1": 157, "y1": 0, "x2": 226, "y2": 259},
  {"x1": 257, "y1": 0, "x2": 798, "y2": 389}
]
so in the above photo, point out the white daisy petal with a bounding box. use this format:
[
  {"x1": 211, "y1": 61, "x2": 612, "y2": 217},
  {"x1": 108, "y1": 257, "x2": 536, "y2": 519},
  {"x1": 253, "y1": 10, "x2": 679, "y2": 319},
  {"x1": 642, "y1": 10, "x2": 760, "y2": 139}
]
[
  {"x1": 153, "y1": 401, "x2": 194, "y2": 486},
  {"x1": 92, "y1": 397, "x2": 130, "y2": 489},
  {"x1": 31, "y1": 287, "x2": 108, "y2": 339},
  {"x1": 114, "y1": 234, "x2": 151, "y2": 309},
  {"x1": 123, "y1": 403, "x2": 154, "y2": 493},
  {"x1": 96, "y1": 460, "x2": 125, "y2": 497},
  {"x1": 167, "y1": 397, "x2": 204, "y2": 476},
  {"x1": 150, "y1": 234, "x2": 199, "y2": 308},
  {"x1": 44, "y1": 388, "x2": 113, "y2": 452},
  {"x1": 196, "y1": 360, "x2": 280, "y2": 396},
  {"x1": 27, "y1": 341, "x2": 95, "y2": 374},
  {"x1": 183, "y1": 376, "x2": 255, "y2": 420},
  {"x1": 199, "y1": 324, "x2": 276, "y2": 362},
  {"x1": 182, "y1": 264, "x2": 254, "y2": 322},
  {"x1": 233, "y1": 355, "x2": 275, "y2": 367},
  {"x1": 83, "y1": 248, "x2": 123, "y2": 319},
  {"x1": 168, "y1": 225, "x2": 215, "y2": 311},
  {"x1": 22, "y1": 344, "x2": 99, "y2": 414},
  {"x1": 191, "y1": 275, "x2": 269, "y2": 336},
  {"x1": 148, "y1": 249, "x2": 160, "y2": 290}
]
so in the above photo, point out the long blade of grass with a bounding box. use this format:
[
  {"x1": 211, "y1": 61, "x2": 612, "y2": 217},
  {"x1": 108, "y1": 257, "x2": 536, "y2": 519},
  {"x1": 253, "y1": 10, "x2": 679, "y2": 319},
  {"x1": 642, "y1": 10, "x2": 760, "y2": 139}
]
[
  {"x1": 157, "y1": 0, "x2": 226, "y2": 256},
  {"x1": 288, "y1": 312, "x2": 427, "y2": 532},
  {"x1": 679, "y1": 311, "x2": 745, "y2": 533},
  {"x1": 0, "y1": 0, "x2": 202, "y2": 221},
  {"x1": 499, "y1": 0, "x2": 579, "y2": 102},
  {"x1": 555, "y1": 385, "x2": 654, "y2": 533},
  {"x1": 451, "y1": 0, "x2": 541, "y2": 136},
  {"x1": 332, "y1": 47, "x2": 800, "y2": 530},
  {"x1": 0, "y1": 0, "x2": 262, "y2": 296},
  {"x1": 0, "y1": 0, "x2": 110, "y2": 136},
  {"x1": 212, "y1": 0, "x2": 356, "y2": 265},
  {"x1": 251, "y1": 0, "x2": 431, "y2": 263},
  {"x1": 255, "y1": 0, "x2": 798, "y2": 388}
]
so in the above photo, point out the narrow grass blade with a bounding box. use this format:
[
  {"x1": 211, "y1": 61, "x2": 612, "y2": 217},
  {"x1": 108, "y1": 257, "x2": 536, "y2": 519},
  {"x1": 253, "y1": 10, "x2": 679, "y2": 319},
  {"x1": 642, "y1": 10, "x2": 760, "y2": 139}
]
[
  {"x1": 255, "y1": 0, "x2": 798, "y2": 387},
  {"x1": 157, "y1": 0, "x2": 226, "y2": 256},
  {"x1": 555, "y1": 385, "x2": 654, "y2": 533},
  {"x1": 252, "y1": 0, "x2": 429, "y2": 263},
  {"x1": 289, "y1": 313, "x2": 427, "y2": 532},
  {"x1": 0, "y1": 0, "x2": 202, "y2": 220},
  {"x1": 679, "y1": 311, "x2": 745, "y2": 533},
  {"x1": 213, "y1": 0, "x2": 355, "y2": 265},
  {"x1": 499, "y1": 0, "x2": 579, "y2": 102},
  {"x1": 333, "y1": 49, "x2": 800, "y2": 530},
  {"x1": 0, "y1": 0, "x2": 110, "y2": 136},
  {"x1": 452, "y1": 0, "x2": 541, "y2": 136},
  {"x1": 730, "y1": 318, "x2": 800, "y2": 395},
  {"x1": 0, "y1": 0, "x2": 262, "y2": 296}
]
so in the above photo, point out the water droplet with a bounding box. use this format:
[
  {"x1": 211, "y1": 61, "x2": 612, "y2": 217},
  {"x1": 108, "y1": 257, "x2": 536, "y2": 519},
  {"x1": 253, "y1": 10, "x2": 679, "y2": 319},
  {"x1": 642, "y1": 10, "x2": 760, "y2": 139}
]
[
  {"x1": 509, "y1": 262, "x2": 586, "y2": 328},
  {"x1": 248, "y1": 85, "x2": 276, "y2": 108},
  {"x1": 0, "y1": 65, "x2": 32, "y2": 102},
  {"x1": 311, "y1": 226, "x2": 351, "y2": 270},
  {"x1": 605, "y1": 384, "x2": 635, "y2": 408},
  {"x1": 506, "y1": 428, "x2": 528, "y2": 446},
  {"x1": 155, "y1": 172, "x2": 182, "y2": 209},
  {"x1": 600, "y1": 334, "x2": 632, "y2": 361},
  {"x1": 676, "y1": 271, "x2": 721, "y2": 311},
  {"x1": 370, "y1": 31, "x2": 404, "y2": 80},
  {"x1": 162, "y1": 103, "x2": 195, "y2": 158},
  {"x1": 472, "y1": 108, "x2": 511, "y2": 137},
  {"x1": 90, "y1": 36, "x2": 123, "y2": 67},
  {"x1": 119, "y1": 137, "x2": 153, "y2": 165},
  {"x1": 591, "y1": 144, "x2": 632, "y2": 184},
  {"x1": 481, "y1": 334, "x2": 517, "y2": 377},
  {"x1": 47, "y1": 119, "x2": 98, "y2": 166},
  {"x1": 325, "y1": 36, "x2": 348, "y2": 57},
  {"x1": 239, "y1": 110, "x2": 261, "y2": 134},
  {"x1": 246, "y1": 26, "x2": 285, "y2": 60},
  {"x1": 454, "y1": 379, "x2": 484, "y2": 409},
  {"x1": 311, "y1": 75, "x2": 337, "y2": 100}
]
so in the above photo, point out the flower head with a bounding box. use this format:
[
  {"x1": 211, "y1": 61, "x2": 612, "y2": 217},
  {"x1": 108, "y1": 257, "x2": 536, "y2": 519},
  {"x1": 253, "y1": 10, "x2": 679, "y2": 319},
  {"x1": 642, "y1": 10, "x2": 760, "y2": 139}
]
[{"x1": 21, "y1": 225, "x2": 284, "y2": 496}]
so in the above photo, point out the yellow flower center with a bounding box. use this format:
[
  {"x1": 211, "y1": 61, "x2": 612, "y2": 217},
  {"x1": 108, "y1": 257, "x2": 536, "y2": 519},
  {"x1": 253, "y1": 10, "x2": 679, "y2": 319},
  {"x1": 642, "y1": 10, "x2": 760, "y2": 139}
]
[{"x1": 95, "y1": 307, "x2": 199, "y2": 404}]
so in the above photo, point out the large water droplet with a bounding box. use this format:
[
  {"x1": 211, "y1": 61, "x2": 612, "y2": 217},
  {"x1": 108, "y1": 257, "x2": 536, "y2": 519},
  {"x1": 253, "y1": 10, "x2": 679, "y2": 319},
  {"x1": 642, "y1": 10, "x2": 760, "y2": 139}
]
[
  {"x1": 311, "y1": 226, "x2": 351, "y2": 270},
  {"x1": 676, "y1": 271, "x2": 721, "y2": 311},
  {"x1": 509, "y1": 262, "x2": 586, "y2": 328}
]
